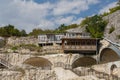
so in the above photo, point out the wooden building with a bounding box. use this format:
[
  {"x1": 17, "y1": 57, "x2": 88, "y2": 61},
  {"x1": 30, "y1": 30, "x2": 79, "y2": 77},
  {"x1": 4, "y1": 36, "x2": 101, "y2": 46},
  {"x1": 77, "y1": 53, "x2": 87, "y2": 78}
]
[
  {"x1": 38, "y1": 27, "x2": 100, "y2": 54},
  {"x1": 62, "y1": 38, "x2": 100, "y2": 55}
]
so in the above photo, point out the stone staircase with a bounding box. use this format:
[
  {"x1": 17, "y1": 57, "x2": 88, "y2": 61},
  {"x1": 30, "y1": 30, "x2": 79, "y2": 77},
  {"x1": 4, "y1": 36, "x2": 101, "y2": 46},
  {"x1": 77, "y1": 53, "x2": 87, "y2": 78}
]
[{"x1": 71, "y1": 68, "x2": 120, "y2": 80}]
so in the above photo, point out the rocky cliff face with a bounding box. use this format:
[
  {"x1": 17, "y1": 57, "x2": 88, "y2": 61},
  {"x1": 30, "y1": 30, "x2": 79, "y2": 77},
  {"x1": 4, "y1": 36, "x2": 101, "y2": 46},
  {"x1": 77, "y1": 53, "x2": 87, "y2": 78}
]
[
  {"x1": 7, "y1": 36, "x2": 38, "y2": 46},
  {"x1": 103, "y1": 10, "x2": 120, "y2": 43},
  {"x1": 0, "y1": 38, "x2": 5, "y2": 48}
]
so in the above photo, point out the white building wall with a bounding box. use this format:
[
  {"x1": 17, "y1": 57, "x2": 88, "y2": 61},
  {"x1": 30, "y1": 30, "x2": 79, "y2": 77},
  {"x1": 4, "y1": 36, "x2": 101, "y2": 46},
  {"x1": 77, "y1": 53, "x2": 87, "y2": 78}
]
[{"x1": 38, "y1": 32, "x2": 90, "y2": 44}]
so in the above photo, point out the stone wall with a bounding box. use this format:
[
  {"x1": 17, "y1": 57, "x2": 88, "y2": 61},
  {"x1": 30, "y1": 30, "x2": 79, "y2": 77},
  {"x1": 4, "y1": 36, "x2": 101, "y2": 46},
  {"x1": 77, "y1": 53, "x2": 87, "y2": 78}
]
[
  {"x1": 0, "y1": 69, "x2": 57, "y2": 80},
  {"x1": 7, "y1": 36, "x2": 38, "y2": 46},
  {"x1": 0, "y1": 53, "x2": 72, "y2": 67},
  {"x1": 0, "y1": 53, "x2": 79, "y2": 80},
  {"x1": 1, "y1": 52, "x2": 120, "y2": 79},
  {"x1": 0, "y1": 53, "x2": 97, "y2": 69},
  {"x1": 41, "y1": 45, "x2": 63, "y2": 54},
  {"x1": 0, "y1": 70, "x2": 22, "y2": 80},
  {"x1": 0, "y1": 37, "x2": 5, "y2": 48},
  {"x1": 93, "y1": 61, "x2": 120, "y2": 74},
  {"x1": 22, "y1": 69, "x2": 57, "y2": 80}
]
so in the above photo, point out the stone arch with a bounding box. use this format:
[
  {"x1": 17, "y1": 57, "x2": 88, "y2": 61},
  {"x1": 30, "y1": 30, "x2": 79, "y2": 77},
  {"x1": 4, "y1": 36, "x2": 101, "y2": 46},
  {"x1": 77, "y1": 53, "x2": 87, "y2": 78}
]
[
  {"x1": 23, "y1": 57, "x2": 52, "y2": 70},
  {"x1": 100, "y1": 48, "x2": 120, "y2": 64},
  {"x1": 72, "y1": 57, "x2": 97, "y2": 68}
]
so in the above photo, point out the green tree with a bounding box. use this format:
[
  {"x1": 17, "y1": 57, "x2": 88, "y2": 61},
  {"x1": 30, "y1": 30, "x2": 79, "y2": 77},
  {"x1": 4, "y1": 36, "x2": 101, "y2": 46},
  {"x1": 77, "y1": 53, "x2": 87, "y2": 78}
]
[
  {"x1": 54, "y1": 24, "x2": 67, "y2": 33},
  {"x1": 20, "y1": 30, "x2": 27, "y2": 36},
  {"x1": 29, "y1": 28, "x2": 54, "y2": 37},
  {"x1": 0, "y1": 24, "x2": 27, "y2": 37},
  {"x1": 80, "y1": 15, "x2": 108, "y2": 38},
  {"x1": 29, "y1": 28, "x2": 43, "y2": 37},
  {"x1": 12, "y1": 29, "x2": 21, "y2": 36},
  {"x1": 54, "y1": 24, "x2": 78, "y2": 33}
]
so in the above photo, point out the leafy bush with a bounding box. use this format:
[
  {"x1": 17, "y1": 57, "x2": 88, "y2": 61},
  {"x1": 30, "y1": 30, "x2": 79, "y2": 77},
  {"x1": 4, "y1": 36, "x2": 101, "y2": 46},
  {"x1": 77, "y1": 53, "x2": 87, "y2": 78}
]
[
  {"x1": 0, "y1": 24, "x2": 27, "y2": 37},
  {"x1": 109, "y1": 6, "x2": 120, "y2": 14},
  {"x1": 11, "y1": 46, "x2": 18, "y2": 51},
  {"x1": 109, "y1": 26, "x2": 115, "y2": 34},
  {"x1": 117, "y1": 35, "x2": 120, "y2": 39},
  {"x1": 54, "y1": 24, "x2": 78, "y2": 33},
  {"x1": 102, "y1": 6, "x2": 120, "y2": 16},
  {"x1": 19, "y1": 44, "x2": 41, "y2": 51}
]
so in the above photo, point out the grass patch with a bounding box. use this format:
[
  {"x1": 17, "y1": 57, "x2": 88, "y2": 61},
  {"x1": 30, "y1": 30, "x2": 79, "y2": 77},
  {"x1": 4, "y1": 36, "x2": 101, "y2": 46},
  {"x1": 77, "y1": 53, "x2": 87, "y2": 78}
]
[
  {"x1": 19, "y1": 44, "x2": 41, "y2": 52},
  {"x1": 11, "y1": 46, "x2": 18, "y2": 51},
  {"x1": 10, "y1": 44, "x2": 41, "y2": 52}
]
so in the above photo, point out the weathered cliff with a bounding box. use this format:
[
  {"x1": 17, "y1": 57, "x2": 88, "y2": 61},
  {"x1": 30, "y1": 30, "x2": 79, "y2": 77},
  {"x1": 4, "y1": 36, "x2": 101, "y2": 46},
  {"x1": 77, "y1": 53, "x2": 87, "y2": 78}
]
[
  {"x1": 7, "y1": 36, "x2": 38, "y2": 46},
  {"x1": 104, "y1": 10, "x2": 120, "y2": 43}
]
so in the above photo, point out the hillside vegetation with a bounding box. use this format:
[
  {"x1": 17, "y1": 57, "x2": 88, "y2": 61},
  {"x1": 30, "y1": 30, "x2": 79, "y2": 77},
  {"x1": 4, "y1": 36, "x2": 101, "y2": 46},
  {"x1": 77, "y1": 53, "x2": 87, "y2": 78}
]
[
  {"x1": 102, "y1": 6, "x2": 120, "y2": 16},
  {"x1": 0, "y1": 25, "x2": 27, "y2": 37},
  {"x1": 80, "y1": 15, "x2": 108, "y2": 38},
  {"x1": 102, "y1": 0, "x2": 120, "y2": 16}
]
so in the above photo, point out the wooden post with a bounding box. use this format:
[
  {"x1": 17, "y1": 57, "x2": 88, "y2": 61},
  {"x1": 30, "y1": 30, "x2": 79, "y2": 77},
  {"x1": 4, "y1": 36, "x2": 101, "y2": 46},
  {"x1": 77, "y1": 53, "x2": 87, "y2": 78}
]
[{"x1": 62, "y1": 39, "x2": 64, "y2": 51}]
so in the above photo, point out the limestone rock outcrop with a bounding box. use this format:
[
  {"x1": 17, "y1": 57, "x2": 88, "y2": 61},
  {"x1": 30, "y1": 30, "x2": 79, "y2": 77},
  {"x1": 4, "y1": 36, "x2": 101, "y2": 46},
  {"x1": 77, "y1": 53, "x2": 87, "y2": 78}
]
[
  {"x1": 7, "y1": 36, "x2": 38, "y2": 46},
  {"x1": 104, "y1": 10, "x2": 120, "y2": 43}
]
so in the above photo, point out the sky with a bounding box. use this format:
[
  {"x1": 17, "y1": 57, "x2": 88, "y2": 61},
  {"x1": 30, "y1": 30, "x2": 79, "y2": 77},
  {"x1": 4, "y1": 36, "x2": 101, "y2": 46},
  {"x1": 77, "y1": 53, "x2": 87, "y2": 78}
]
[{"x1": 0, "y1": 0, "x2": 118, "y2": 33}]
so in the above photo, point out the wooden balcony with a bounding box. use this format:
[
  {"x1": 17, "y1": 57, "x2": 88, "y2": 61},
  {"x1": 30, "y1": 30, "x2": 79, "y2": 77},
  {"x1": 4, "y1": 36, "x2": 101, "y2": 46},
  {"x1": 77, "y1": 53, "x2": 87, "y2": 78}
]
[
  {"x1": 64, "y1": 45, "x2": 96, "y2": 51},
  {"x1": 39, "y1": 40, "x2": 62, "y2": 44},
  {"x1": 62, "y1": 38, "x2": 100, "y2": 54}
]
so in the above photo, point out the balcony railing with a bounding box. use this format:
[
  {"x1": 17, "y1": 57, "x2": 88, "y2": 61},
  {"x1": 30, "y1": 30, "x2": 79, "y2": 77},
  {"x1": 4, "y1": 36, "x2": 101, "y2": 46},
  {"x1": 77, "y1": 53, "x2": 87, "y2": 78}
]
[
  {"x1": 64, "y1": 45, "x2": 96, "y2": 51},
  {"x1": 63, "y1": 35, "x2": 90, "y2": 38},
  {"x1": 39, "y1": 40, "x2": 62, "y2": 43}
]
